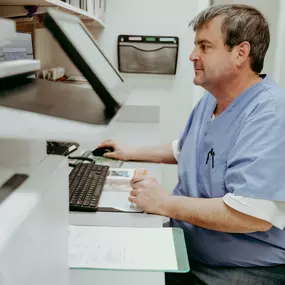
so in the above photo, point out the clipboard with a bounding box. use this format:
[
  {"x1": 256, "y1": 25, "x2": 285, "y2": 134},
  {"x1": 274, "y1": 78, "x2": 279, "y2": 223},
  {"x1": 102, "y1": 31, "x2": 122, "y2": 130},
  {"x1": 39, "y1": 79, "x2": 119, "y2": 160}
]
[
  {"x1": 69, "y1": 226, "x2": 190, "y2": 272},
  {"x1": 118, "y1": 35, "x2": 179, "y2": 75}
]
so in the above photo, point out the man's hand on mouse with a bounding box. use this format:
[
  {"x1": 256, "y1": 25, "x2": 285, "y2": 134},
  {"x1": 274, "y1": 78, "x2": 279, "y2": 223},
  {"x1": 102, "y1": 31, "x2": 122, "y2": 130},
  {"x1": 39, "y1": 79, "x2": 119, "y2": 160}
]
[
  {"x1": 97, "y1": 140, "x2": 135, "y2": 161},
  {"x1": 129, "y1": 175, "x2": 170, "y2": 215}
]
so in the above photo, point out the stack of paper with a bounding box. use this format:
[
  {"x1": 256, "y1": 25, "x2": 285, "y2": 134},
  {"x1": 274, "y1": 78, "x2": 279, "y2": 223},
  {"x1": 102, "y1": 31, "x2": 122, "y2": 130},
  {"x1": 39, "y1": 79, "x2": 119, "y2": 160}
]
[
  {"x1": 98, "y1": 168, "x2": 141, "y2": 213},
  {"x1": 69, "y1": 225, "x2": 189, "y2": 272},
  {"x1": 98, "y1": 191, "x2": 141, "y2": 213}
]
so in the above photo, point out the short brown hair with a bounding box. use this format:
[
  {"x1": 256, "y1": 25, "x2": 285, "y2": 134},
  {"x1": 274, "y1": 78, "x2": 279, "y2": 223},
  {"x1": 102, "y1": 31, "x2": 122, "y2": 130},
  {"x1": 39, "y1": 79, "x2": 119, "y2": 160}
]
[{"x1": 189, "y1": 4, "x2": 270, "y2": 73}]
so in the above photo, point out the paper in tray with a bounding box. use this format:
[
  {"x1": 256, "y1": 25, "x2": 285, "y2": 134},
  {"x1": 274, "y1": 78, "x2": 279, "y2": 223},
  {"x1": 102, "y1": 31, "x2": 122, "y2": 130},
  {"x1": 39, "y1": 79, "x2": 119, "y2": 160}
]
[{"x1": 118, "y1": 35, "x2": 179, "y2": 75}]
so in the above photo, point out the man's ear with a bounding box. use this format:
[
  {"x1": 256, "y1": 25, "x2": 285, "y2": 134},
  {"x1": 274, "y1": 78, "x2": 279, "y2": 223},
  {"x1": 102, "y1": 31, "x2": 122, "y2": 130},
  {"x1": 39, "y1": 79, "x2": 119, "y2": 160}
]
[{"x1": 236, "y1": 41, "x2": 251, "y2": 66}]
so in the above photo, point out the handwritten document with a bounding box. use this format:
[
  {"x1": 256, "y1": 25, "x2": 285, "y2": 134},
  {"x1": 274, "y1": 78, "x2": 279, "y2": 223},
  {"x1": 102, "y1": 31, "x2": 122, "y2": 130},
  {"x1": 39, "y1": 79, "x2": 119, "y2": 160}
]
[{"x1": 69, "y1": 226, "x2": 178, "y2": 271}]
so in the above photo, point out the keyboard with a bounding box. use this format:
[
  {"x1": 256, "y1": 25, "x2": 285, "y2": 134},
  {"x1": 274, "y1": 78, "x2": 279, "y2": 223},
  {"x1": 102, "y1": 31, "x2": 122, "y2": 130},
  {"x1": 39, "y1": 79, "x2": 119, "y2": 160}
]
[{"x1": 69, "y1": 163, "x2": 109, "y2": 212}]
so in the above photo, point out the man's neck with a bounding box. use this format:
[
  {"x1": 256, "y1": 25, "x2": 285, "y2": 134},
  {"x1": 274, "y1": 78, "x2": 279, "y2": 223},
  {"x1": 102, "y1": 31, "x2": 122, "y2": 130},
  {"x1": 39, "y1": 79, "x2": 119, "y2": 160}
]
[{"x1": 209, "y1": 73, "x2": 262, "y2": 116}]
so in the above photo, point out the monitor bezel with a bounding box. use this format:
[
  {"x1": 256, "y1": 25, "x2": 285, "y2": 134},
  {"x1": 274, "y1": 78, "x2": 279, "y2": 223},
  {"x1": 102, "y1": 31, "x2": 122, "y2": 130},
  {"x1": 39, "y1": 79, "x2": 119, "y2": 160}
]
[{"x1": 44, "y1": 9, "x2": 122, "y2": 116}]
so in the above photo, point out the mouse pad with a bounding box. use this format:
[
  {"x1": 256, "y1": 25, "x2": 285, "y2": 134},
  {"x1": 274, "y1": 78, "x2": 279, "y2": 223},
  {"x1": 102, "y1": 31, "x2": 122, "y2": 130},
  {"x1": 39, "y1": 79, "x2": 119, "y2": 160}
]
[{"x1": 82, "y1": 150, "x2": 123, "y2": 168}]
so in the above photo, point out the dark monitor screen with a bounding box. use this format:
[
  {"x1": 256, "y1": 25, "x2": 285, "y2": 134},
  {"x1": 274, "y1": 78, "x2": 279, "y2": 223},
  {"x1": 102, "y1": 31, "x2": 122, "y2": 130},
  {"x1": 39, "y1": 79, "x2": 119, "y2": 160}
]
[{"x1": 44, "y1": 8, "x2": 129, "y2": 116}]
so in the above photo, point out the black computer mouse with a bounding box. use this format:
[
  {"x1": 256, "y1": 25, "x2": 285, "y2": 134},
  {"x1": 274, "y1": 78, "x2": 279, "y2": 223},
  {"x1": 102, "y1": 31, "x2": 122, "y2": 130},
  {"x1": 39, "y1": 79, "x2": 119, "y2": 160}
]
[{"x1": 92, "y1": 147, "x2": 114, "y2": 156}]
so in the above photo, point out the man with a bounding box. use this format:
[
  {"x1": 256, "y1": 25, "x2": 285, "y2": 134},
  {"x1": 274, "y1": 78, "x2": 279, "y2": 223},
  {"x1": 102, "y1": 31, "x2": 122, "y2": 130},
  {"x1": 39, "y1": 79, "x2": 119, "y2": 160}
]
[{"x1": 98, "y1": 4, "x2": 285, "y2": 285}]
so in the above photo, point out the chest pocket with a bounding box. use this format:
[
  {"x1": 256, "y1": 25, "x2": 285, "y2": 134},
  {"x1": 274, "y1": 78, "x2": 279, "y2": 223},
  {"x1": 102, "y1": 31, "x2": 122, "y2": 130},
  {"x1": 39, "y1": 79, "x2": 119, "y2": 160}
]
[{"x1": 201, "y1": 151, "x2": 228, "y2": 198}]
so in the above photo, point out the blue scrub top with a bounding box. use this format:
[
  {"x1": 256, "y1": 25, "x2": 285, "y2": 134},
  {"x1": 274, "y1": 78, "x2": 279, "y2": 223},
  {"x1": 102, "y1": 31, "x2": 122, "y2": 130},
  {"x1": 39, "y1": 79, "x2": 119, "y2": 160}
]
[{"x1": 171, "y1": 75, "x2": 285, "y2": 267}]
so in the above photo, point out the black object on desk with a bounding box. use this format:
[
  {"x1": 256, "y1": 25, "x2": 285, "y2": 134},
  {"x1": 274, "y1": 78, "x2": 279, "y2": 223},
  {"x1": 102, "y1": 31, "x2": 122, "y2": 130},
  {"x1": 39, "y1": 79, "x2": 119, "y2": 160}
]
[
  {"x1": 47, "y1": 141, "x2": 79, "y2": 156},
  {"x1": 69, "y1": 163, "x2": 109, "y2": 212}
]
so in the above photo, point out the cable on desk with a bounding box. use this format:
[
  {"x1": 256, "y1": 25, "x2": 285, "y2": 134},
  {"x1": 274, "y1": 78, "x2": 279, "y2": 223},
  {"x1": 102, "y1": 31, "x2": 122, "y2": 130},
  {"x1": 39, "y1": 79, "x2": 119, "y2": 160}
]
[{"x1": 68, "y1": 156, "x2": 95, "y2": 167}]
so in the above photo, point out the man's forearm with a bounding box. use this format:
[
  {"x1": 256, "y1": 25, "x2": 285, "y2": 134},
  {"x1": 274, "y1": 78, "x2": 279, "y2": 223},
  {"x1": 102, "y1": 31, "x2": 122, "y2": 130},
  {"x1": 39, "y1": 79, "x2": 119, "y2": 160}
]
[
  {"x1": 161, "y1": 196, "x2": 272, "y2": 233},
  {"x1": 128, "y1": 143, "x2": 177, "y2": 164}
]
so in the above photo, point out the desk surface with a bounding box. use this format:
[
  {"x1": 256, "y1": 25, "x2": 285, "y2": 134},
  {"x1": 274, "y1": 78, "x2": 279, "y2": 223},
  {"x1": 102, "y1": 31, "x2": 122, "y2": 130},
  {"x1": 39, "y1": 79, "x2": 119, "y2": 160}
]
[
  {"x1": 69, "y1": 125, "x2": 167, "y2": 285},
  {"x1": 69, "y1": 160, "x2": 166, "y2": 285}
]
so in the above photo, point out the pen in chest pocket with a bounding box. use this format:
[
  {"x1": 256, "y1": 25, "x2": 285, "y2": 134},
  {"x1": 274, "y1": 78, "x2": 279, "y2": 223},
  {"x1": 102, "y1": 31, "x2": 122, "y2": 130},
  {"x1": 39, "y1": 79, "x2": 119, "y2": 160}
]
[{"x1": 206, "y1": 148, "x2": 215, "y2": 168}]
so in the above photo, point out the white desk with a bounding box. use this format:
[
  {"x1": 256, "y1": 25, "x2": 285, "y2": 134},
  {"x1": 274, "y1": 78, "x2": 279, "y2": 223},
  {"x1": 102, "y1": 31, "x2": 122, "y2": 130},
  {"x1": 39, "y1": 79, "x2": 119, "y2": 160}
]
[{"x1": 69, "y1": 121, "x2": 167, "y2": 285}]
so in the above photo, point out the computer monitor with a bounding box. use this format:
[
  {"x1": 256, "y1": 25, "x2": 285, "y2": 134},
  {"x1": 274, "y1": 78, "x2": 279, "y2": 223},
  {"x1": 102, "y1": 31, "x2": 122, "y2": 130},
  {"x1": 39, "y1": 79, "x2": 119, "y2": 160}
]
[
  {"x1": 44, "y1": 8, "x2": 126, "y2": 116},
  {"x1": 0, "y1": 9, "x2": 129, "y2": 126}
]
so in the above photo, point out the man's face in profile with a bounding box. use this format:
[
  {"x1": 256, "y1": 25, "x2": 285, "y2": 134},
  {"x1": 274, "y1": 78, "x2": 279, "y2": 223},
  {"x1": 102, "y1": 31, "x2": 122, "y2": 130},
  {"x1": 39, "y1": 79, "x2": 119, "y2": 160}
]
[{"x1": 189, "y1": 16, "x2": 238, "y2": 89}]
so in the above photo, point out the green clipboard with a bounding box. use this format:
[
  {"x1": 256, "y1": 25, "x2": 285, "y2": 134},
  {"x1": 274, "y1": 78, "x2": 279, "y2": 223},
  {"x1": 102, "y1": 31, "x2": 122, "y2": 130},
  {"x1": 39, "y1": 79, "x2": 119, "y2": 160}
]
[{"x1": 172, "y1": 228, "x2": 190, "y2": 273}]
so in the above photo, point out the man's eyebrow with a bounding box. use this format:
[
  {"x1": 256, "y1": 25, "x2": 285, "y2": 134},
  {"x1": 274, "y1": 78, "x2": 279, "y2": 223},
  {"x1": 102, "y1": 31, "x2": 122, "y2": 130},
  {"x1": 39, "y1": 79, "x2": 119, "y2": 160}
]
[{"x1": 194, "y1": 39, "x2": 212, "y2": 45}]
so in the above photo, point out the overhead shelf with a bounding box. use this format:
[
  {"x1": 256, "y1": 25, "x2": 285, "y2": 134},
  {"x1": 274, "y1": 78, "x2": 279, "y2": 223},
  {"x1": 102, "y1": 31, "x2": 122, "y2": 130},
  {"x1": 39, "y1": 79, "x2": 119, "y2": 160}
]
[{"x1": 0, "y1": 0, "x2": 105, "y2": 28}]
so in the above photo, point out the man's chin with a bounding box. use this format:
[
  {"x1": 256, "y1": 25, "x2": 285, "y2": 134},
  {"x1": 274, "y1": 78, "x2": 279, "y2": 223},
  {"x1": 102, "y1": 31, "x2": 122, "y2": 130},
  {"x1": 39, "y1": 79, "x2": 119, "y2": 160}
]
[{"x1": 193, "y1": 77, "x2": 204, "y2": 86}]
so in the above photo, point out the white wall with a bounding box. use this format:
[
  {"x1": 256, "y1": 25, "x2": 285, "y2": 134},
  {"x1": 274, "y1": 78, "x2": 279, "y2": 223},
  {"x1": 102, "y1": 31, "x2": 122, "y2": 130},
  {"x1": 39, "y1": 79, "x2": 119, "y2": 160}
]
[
  {"x1": 98, "y1": 0, "x2": 211, "y2": 123},
  {"x1": 97, "y1": 0, "x2": 209, "y2": 191},
  {"x1": 235, "y1": 0, "x2": 280, "y2": 79},
  {"x1": 273, "y1": 0, "x2": 285, "y2": 86}
]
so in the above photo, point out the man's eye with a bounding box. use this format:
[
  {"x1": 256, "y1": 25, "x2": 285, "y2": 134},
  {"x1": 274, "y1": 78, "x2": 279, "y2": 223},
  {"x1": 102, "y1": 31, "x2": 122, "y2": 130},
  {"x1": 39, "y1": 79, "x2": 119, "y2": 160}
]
[{"x1": 201, "y1": 45, "x2": 208, "y2": 51}]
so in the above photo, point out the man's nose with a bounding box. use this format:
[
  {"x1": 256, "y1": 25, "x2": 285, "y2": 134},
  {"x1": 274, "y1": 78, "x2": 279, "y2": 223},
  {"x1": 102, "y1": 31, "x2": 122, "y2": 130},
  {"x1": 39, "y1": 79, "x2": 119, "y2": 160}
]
[{"x1": 189, "y1": 48, "x2": 199, "y2": 62}]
